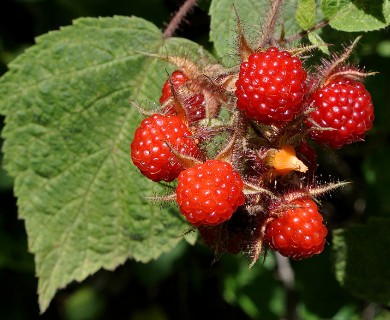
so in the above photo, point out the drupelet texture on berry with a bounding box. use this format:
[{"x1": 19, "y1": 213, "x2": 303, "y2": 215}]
[
  {"x1": 160, "y1": 70, "x2": 189, "y2": 105},
  {"x1": 176, "y1": 160, "x2": 245, "y2": 226},
  {"x1": 264, "y1": 198, "x2": 328, "y2": 260},
  {"x1": 235, "y1": 47, "x2": 307, "y2": 125},
  {"x1": 160, "y1": 70, "x2": 206, "y2": 123},
  {"x1": 130, "y1": 114, "x2": 202, "y2": 182},
  {"x1": 306, "y1": 77, "x2": 374, "y2": 148}
]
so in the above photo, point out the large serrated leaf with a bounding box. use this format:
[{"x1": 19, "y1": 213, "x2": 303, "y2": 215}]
[
  {"x1": 0, "y1": 16, "x2": 213, "y2": 313},
  {"x1": 332, "y1": 218, "x2": 390, "y2": 305},
  {"x1": 322, "y1": 0, "x2": 390, "y2": 32},
  {"x1": 209, "y1": 0, "x2": 302, "y2": 67}
]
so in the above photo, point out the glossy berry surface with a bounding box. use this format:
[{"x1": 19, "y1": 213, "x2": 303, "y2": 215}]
[
  {"x1": 265, "y1": 198, "x2": 327, "y2": 260},
  {"x1": 235, "y1": 47, "x2": 307, "y2": 125},
  {"x1": 159, "y1": 70, "x2": 189, "y2": 105},
  {"x1": 160, "y1": 70, "x2": 206, "y2": 123},
  {"x1": 306, "y1": 78, "x2": 374, "y2": 148},
  {"x1": 176, "y1": 160, "x2": 246, "y2": 226},
  {"x1": 130, "y1": 114, "x2": 202, "y2": 182}
]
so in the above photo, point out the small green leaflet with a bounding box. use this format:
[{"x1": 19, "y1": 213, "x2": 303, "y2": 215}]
[
  {"x1": 308, "y1": 32, "x2": 330, "y2": 55},
  {"x1": 0, "y1": 16, "x2": 213, "y2": 313}
]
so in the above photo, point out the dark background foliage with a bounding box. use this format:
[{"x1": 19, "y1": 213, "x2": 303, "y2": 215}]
[{"x1": 0, "y1": 0, "x2": 389, "y2": 319}]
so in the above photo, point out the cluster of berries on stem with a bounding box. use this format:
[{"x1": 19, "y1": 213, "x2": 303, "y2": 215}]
[{"x1": 130, "y1": 10, "x2": 374, "y2": 264}]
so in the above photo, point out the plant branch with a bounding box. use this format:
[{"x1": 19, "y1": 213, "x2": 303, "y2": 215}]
[
  {"x1": 257, "y1": 0, "x2": 284, "y2": 49},
  {"x1": 278, "y1": 20, "x2": 329, "y2": 44},
  {"x1": 232, "y1": 110, "x2": 249, "y2": 172},
  {"x1": 163, "y1": 0, "x2": 198, "y2": 39}
]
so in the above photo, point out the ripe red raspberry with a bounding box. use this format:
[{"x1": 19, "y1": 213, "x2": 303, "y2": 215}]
[
  {"x1": 235, "y1": 47, "x2": 307, "y2": 125},
  {"x1": 264, "y1": 198, "x2": 327, "y2": 260},
  {"x1": 130, "y1": 114, "x2": 202, "y2": 182},
  {"x1": 176, "y1": 160, "x2": 246, "y2": 226},
  {"x1": 306, "y1": 77, "x2": 374, "y2": 148},
  {"x1": 160, "y1": 70, "x2": 206, "y2": 123}
]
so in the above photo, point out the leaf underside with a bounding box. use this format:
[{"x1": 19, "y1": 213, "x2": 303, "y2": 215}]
[{"x1": 0, "y1": 16, "x2": 213, "y2": 313}]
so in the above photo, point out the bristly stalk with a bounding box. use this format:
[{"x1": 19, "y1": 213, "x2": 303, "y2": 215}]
[
  {"x1": 312, "y1": 36, "x2": 372, "y2": 90},
  {"x1": 278, "y1": 20, "x2": 329, "y2": 45},
  {"x1": 233, "y1": 5, "x2": 254, "y2": 62},
  {"x1": 232, "y1": 110, "x2": 249, "y2": 172},
  {"x1": 256, "y1": 0, "x2": 284, "y2": 49},
  {"x1": 324, "y1": 36, "x2": 362, "y2": 78},
  {"x1": 163, "y1": 0, "x2": 199, "y2": 38}
]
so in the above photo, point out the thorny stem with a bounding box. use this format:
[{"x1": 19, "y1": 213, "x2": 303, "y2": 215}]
[
  {"x1": 233, "y1": 4, "x2": 254, "y2": 61},
  {"x1": 231, "y1": 110, "x2": 249, "y2": 172},
  {"x1": 163, "y1": 0, "x2": 198, "y2": 38},
  {"x1": 321, "y1": 36, "x2": 362, "y2": 84},
  {"x1": 274, "y1": 253, "x2": 299, "y2": 320},
  {"x1": 278, "y1": 20, "x2": 329, "y2": 44},
  {"x1": 257, "y1": 0, "x2": 284, "y2": 49}
]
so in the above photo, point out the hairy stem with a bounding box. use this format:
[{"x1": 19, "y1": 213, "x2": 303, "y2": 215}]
[
  {"x1": 163, "y1": 0, "x2": 198, "y2": 39},
  {"x1": 278, "y1": 20, "x2": 329, "y2": 44},
  {"x1": 232, "y1": 110, "x2": 249, "y2": 172},
  {"x1": 257, "y1": 0, "x2": 284, "y2": 48}
]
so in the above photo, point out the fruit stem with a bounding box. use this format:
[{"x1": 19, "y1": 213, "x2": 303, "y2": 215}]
[{"x1": 163, "y1": 0, "x2": 198, "y2": 38}]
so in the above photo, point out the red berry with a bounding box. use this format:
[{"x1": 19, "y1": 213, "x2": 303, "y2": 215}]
[
  {"x1": 306, "y1": 77, "x2": 374, "y2": 148},
  {"x1": 235, "y1": 47, "x2": 307, "y2": 125},
  {"x1": 265, "y1": 198, "x2": 327, "y2": 260},
  {"x1": 130, "y1": 114, "x2": 202, "y2": 182},
  {"x1": 160, "y1": 70, "x2": 206, "y2": 123},
  {"x1": 159, "y1": 70, "x2": 189, "y2": 105},
  {"x1": 176, "y1": 160, "x2": 246, "y2": 226}
]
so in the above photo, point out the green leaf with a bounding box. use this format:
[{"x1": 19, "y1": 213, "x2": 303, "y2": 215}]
[
  {"x1": 221, "y1": 254, "x2": 285, "y2": 319},
  {"x1": 322, "y1": 0, "x2": 390, "y2": 32},
  {"x1": 0, "y1": 163, "x2": 13, "y2": 190},
  {"x1": 362, "y1": 146, "x2": 390, "y2": 216},
  {"x1": 332, "y1": 218, "x2": 390, "y2": 304},
  {"x1": 209, "y1": 0, "x2": 301, "y2": 67},
  {"x1": 308, "y1": 32, "x2": 330, "y2": 55},
  {"x1": 293, "y1": 249, "x2": 356, "y2": 318},
  {"x1": 0, "y1": 16, "x2": 213, "y2": 313},
  {"x1": 296, "y1": 0, "x2": 316, "y2": 30}
]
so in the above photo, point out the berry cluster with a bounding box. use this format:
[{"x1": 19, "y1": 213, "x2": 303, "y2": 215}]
[{"x1": 130, "y1": 34, "x2": 374, "y2": 263}]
